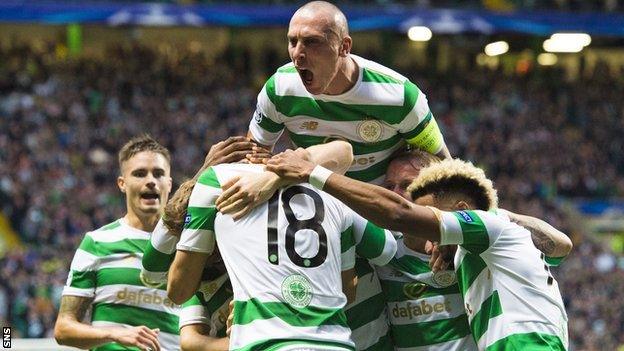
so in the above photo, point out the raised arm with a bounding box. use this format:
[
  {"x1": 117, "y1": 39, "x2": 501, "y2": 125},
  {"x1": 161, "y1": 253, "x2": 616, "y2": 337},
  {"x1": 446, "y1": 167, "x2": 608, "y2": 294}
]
[
  {"x1": 216, "y1": 140, "x2": 354, "y2": 219},
  {"x1": 265, "y1": 151, "x2": 441, "y2": 242},
  {"x1": 500, "y1": 209, "x2": 573, "y2": 258}
]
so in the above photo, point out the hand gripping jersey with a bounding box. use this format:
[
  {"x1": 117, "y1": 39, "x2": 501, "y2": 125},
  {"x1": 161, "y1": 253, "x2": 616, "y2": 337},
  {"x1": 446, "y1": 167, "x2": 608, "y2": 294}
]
[
  {"x1": 248, "y1": 54, "x2": 446, "y2": 185},
  {"x1": 176, "y1": 163, "x2": 397, "y2": 351},
  {"x1": 377, "y1": 235, "x2": 477, "y2": 351},
  {"x1": 64, "y1": 219, "x2": 181, "y2": 351},
  {"x1": 434, "y1": 209, "x2": 569, "y2": 351}
]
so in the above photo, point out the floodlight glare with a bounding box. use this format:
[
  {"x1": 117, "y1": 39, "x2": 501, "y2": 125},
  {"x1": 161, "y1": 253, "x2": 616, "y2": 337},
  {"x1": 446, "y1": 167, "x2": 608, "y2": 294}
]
[
  {"x1": 543, "y1": 39, "x2": 584, "y2": 53},
  {"x1": 550, "y1": 33, "x2": 591, "y2": 47},
  {"x1": 408, "y1": 26, "x2": 433, "y2": 42},
  {"x1": 484, "y1": 41, "x2": 509, "y2": 56},
  {"x1": 537, "y1": 53, "x2": 558, "y2": 66}
]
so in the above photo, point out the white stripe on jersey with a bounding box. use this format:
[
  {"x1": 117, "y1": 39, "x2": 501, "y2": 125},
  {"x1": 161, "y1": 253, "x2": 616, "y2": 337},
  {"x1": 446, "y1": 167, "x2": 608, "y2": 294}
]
[
  {"x1": 395, "y1": 336, "x2": 476, "y2": 351},
  {"x1": 348, "y1": 311, "x2": 390, "y2": 350},
  {"x1": 387, "y1": 293, "x2": 466, "y2": 325},
  {"x1": 92, "y1": 284, "x2": 179, "y2": 315},
  {"x1": 229, "y1": 318, "x2": 353, "y2": 350}
]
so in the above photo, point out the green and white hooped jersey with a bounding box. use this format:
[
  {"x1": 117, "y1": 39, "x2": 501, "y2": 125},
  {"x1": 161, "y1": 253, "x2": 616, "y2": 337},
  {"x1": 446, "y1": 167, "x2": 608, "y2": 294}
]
[
  {"x1": 179, "y1": 273, "x2": 232, "y2": 337},
  {"x1": 177, "y1": 163, "x2": 397, "y2": 351},
  {"x1": 63, "y1": 219, "x2": 181, "y2": 351},
  {"x1": 377, "y1": 236, "x2": 477, "y2": 351},
  {"x1": 436, "y1": 209, "x2": 569, "y2": 350},
  {"x1": 248, "y1": 54, "x2": 446, "y2": 184}
]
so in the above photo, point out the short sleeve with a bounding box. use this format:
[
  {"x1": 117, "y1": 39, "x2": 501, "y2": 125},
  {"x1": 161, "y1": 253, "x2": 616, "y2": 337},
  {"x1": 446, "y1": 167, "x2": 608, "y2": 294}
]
[
  {"x1": 351, "y1": 210, "x2": 397, "y2": 266},
  {"x1": 179, "y1": 294, "x2": 210, "y2": 329},
  {"x1": 439, "y1": 210, "x2": 505, "y2": 255},
  {"x1": 248, "y1": 76, "x2": 285, "y2": 146},
  {"x1": 141, "y1": 218, "x2": 177, "y2": 287},
  {"x1": 177, "y1": 168, "x2": 221, "y2": 254},
  {"x1": 63, "y1": 234, "x2": 99, "y2": 298},
  {"x1": 340, "y1": 225, "x2": 356, "y2": 271},
  {"x1": 397, "y1": 82, "x2": 446, "y2": 154}
]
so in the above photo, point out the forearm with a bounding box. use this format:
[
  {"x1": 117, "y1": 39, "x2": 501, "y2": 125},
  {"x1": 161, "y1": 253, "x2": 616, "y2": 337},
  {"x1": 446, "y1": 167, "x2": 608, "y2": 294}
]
[
  {"x1": 181, "y1": 326, "x2": 229, "y2": 351},
  {"x1": 55, "y1": 316, "x2": 114, "y2": 349},
  {"x1": 503, "y1": 210, "x2": 573, "y2": 257},
  {"x1": 321, "y1": 172, "x2": 440, "y2": 242},
  {"x1": 306, "y1": 141, "x2": 353, "y2": 175},
  {"x1": 167, "y1": 251, "x2": 207, "y2": 304}
]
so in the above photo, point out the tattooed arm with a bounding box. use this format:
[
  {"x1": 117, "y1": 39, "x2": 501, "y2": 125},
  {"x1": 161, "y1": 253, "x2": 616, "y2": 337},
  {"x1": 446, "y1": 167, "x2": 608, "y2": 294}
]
[
  {"x1": 54, "y1": 295, "x2": 161, "y2": 351},
  {"x1": 501, "y1": 210, "x2": 573, "y2": 258}
]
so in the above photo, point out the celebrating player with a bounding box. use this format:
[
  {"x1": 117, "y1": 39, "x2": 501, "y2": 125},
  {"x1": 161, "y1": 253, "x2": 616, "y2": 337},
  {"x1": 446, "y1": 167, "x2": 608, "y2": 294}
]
[
  {"x1": 166, "y1": 157, "x2": 400, "y2": 351},
  {"x1": 266, "y1": 154, "x2": 571, "y2": 350},
  {"x1": 54, "y1": 136, "x2": 176, "y2": 351},
  {"x1": 223, "y1": 2, "x2": 451, "y2": 348}
]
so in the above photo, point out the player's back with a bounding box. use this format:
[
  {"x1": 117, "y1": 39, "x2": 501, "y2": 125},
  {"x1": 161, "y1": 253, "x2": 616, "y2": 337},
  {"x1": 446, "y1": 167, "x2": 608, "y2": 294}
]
[{"x1": 208, "y1": 163, "x2": 355, "y2": 351}]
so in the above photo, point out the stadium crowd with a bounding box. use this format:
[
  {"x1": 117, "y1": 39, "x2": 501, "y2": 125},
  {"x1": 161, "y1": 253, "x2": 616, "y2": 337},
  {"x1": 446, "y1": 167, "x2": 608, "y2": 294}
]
[{"x1": 0, "y1": 40, "x2": 623, "y2": 350}]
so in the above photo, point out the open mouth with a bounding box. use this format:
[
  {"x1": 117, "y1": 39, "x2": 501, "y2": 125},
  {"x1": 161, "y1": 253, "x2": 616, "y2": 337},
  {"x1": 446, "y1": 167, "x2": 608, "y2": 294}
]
[
  {"x1": 140, "y1": 193, "x2": 160, "y2": 201},
  {"x1": 298, "y1": 68, "x2": 314, "y2": 86}
]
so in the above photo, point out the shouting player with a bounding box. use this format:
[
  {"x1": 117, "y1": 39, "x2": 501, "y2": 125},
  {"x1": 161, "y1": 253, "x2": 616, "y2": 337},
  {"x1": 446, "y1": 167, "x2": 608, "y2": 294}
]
[{"x1": 55, "y1": 136, "x2": 176, "y2": 351}]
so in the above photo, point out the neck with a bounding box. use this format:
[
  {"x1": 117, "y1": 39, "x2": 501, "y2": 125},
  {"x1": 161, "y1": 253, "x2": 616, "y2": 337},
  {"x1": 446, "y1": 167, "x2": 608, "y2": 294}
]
[
  {"x1": 325, "y1": 56, "x2": 358, "y2": 95},
  {"x1": 124, "y1": 211, "x2": 159, "y2": 232}
]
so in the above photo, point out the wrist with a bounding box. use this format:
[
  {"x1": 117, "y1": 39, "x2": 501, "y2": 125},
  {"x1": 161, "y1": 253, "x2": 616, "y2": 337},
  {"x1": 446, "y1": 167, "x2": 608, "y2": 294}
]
[{"x1": 309, "y1": 165, "x2": 334, "y2": 190}]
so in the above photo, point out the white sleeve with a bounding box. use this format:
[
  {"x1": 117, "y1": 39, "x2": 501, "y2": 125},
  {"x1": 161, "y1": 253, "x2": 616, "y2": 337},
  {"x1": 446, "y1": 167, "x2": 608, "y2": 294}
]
[
  {"x1": 177, "y1": 179, "x2": 220, "y2": 254},
  {"x1": 248, "y1": 81, "x2": 284, "y2": 146}
]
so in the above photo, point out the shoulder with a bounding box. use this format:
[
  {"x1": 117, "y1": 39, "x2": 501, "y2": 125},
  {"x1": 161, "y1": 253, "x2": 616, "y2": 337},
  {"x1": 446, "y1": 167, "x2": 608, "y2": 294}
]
[
  {"x1": 85, "y1": 219, "x2": 124, "y2": 242},
  {"x1": 264, "y1": 62, "x2": 305, "y2": 100},
  {"x1": 353, "y1": 54, "x2": 410, "y2": 84}
]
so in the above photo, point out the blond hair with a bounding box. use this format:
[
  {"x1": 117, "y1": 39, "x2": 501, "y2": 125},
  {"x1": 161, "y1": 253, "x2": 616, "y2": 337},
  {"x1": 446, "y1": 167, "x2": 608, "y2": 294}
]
[{"x1": 407, "y1": 159, "x2": 498, "y2": 210}]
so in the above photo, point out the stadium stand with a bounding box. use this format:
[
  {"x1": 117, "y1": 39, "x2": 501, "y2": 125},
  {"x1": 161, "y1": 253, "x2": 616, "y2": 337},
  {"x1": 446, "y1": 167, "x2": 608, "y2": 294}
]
[{"x1": 1, "y1": 39, "x2": 623, "y2": 350}]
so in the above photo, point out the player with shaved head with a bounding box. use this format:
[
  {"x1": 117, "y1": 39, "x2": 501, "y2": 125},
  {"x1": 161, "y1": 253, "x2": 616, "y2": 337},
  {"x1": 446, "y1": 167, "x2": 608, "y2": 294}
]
[{"x1": 220, "y1": 2, "x2": 453, "y2": 349}]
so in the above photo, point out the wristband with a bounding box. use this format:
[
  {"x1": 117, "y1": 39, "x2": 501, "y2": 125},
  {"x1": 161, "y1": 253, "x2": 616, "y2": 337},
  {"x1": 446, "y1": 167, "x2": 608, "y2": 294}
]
[{"x1": 309, "y1": 165, "x2": 333, "y2": 190}]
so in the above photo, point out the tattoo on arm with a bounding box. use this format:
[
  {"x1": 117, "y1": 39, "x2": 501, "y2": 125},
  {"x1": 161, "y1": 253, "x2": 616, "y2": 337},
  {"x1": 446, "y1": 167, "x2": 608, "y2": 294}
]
[
  {"x1": 58, "y1": 296, "x2": 92, "y2": 321},
  {"x1": 531, "y1": 230, "x2": 556, "y2": 256}
]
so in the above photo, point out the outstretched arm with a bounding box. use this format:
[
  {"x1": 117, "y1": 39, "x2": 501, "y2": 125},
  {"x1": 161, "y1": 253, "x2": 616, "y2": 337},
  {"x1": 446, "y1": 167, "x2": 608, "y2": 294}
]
[
  {"x1": 180, "y1": 324, "x2": 229, "y2": 351},
  {"x1": 216, "y1": 141, "x2": 354, "y2": 219},
  {"x1": 500, "y1": 210, "x2": 573, "y2": 258},
  {"x1": 265, "y1": 151, "x2": 441, "y2": 242}
]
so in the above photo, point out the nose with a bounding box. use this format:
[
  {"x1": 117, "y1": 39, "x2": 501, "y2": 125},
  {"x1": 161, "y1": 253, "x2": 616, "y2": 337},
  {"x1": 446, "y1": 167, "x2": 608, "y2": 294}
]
[
  {"x1": 292, "y1": 42, "x2": 305, "y2": 63},
  {"x1": 145, "y1": 174, "x2": 156, "y2": 188}
]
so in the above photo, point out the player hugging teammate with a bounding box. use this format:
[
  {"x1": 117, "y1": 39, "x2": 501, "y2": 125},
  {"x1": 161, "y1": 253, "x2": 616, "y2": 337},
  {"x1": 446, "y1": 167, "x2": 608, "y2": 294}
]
[{"x1": 56, "y1": 1, "x2": 572, "y2": 350}]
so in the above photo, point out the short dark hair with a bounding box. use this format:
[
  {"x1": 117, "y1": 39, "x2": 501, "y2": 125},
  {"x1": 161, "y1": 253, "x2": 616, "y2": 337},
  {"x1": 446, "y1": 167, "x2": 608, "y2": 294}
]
[{"x1": 118, "y1": 135, "x2": 171, "y2": 170}]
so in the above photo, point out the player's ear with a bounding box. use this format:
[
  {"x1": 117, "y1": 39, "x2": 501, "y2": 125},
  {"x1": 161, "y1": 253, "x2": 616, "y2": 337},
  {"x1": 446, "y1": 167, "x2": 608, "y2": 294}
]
[
  {"x1": 117, "y1": 176, "x2": 126, "y2": 193},
  {"x1": 339, "y1": 36, "x2": 352, "y2": 57}
]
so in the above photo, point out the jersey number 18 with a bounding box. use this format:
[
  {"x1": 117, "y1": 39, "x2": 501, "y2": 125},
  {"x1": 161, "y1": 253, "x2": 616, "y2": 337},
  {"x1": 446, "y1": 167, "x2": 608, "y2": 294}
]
[{"x1": 267, "y1": 186, "x2": 328, "y2": 268}]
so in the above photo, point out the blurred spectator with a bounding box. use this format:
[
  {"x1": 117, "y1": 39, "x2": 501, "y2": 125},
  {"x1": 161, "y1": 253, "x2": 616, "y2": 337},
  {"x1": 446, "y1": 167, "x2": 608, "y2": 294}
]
[{"x1": 0, "y1": 40, "x2": 623, "y2": 350}]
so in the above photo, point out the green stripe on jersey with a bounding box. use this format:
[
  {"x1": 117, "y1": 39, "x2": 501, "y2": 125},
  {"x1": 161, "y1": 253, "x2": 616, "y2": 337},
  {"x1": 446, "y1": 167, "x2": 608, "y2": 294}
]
[
  {"x1": 233, "y1": 298, "x2": 348, "y2": 328},
  {"x1": 392, "y1": 314, "x2": 471, "y2": 347},
  {"x1": 185, "y1": 206, "x2": 217, "y2": 231},
  {"x1": 97, "y1": 267, "x2": 164, "y2": 287},
  {"x1": 258, "y1": 112, "x2": 284, "y2": 132},
  {"x1": 142, "y1": 241, "x2": 175, "y2": 273},
  {"x1": 355, "y1": 221, "x2": 386, "y2": 259},
  {"x1": 99, "y1": 220, "x2": 121, "y2": 231},
  {"x1": 79, "y1": 236, "x2": 147, "y2": 257},
  {"x1": 545, "y1": 256, "x2": 566, "y2": 266},
  {"x1": 454, "y1": 211, "x2": 489, "y2": 254},
  {"x1": 486, "y1": 332, "x2": 566, "y2": 351},
  {"x1": 197, "y1": 167, "x2": 220, "y2": 188},
  {"x1": 456, "y1": 253, "x2": 487, "y2": 296},
  {"x1": 287, "y1": 131, "x2": 403, "y2": 156},
  {"x1": 361, "y1": 68, "x2": 402, "y2": 84},
  {"x1": 471, "y1": 291, "x2": 503, "y2": 341},
  {"x1": 346, "y1": 156, "x2": 392, "y2": 183},
  {"x1": 92, "y1": 303, "x2": 179, "y2": 334},
  {"x1": 341, "y1": 225, "x2": 355, "y2": 254},
  {"x1": 389, "y1": 254, "x2": 431, "y2": 276},
  {"x1": 199, "y1": 283, "x2": 232, "y2": 316},
  {"x1": 234, "y1": 338, "x2": 355, "y2": 351},
  {"x1": 344, "y1": 292, "x2": 386, "y2": 330},
  {"x1": 68, "y1": 270, "x2": 96, "y2": 289}
]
